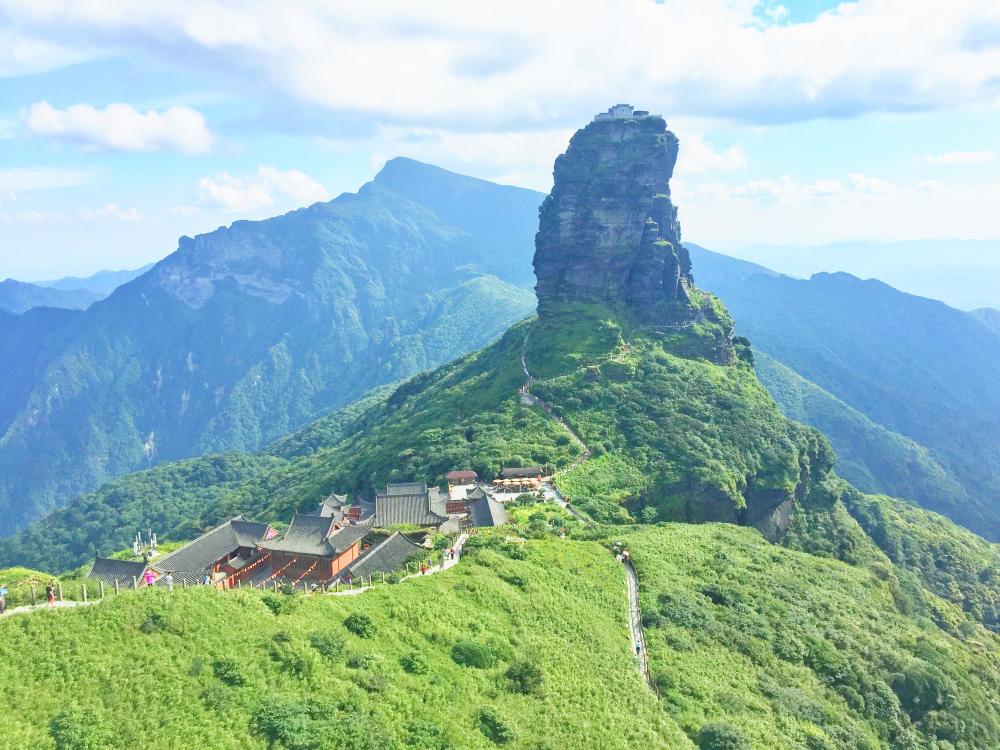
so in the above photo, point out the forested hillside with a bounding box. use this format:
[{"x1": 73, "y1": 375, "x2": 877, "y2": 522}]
[
  {"x1": 688, "y1": 243, "x2": 1000, "y2": 541},
  {"x1": 0, "y1": 158, "x2": 541, "y2": 535}
]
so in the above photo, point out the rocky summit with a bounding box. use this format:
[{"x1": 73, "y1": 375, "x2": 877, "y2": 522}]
[{"x1": 533, "y1": 107, "x2": 698, "y2": 327}]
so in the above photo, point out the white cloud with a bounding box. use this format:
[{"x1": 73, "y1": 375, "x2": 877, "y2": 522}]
[
  {"x1": 198, "y1": 165, "x2": 329, "y2": 212},
  {"x1": 22, "y1": 101, "x2": 214, "y2": 154},
  {"x1": 847, "y1": 172, "x2": 897, "y2": 194},
  {"x1": 0, "y1": 166, "x2": 99, "y2": 192},
  {"x1": 672, "y1": 132, "x2": 748, "y2": 176},
  {"x1": 684, "y1": 172, "x2": 899, "y2": 206},
  {"x1": 167, "y1": 205, "x2": 200, "y2": 216},
  {"x1": 921, "y1": 149, "x2": 997, "y2": 165},
  {"x1": 2, "y1": 1, "x2": 1000, "y2": 127},
  {"x1": 82, "y1": 203, "x2": 141, "y2": 221}
]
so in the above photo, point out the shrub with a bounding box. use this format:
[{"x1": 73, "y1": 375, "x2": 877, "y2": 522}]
[
  {"x1": 50, "y1": 705, "x2": 112, "y2": 750},
  {"x1": 451, "y1": 640, "x2": 496, "y2": 668},
  {"x1": 697, "y1": 722, "x2": 750, "y2": 750},
  {"x1": 355, "y1": 671, "x2": 386, "y2": 693},
  {"x1": 505, "y1": 659, "x2": 543, "y2": 695},
  {"x1": 308, "y1": 631, "x2": 346, "y2": 660},
  {"x1": 270, "y1": 640, "x2": 317, "y2": 679},
  {"x1": 212, "y1": 657, "x2": 248, "y2": 686},
  {"x1": 344, "y1": 612, "x2": 376, "y2": 638},
  {"x1": 407, "y1": 720, "x2": 452, "y2": 750},
  {"x1": 348, "y1": 654, "x2": 375, "y2": 670},
  {"x1": 477, "y1": 707, "x2": 516, "y2": 744},
  {"x1": 262, "y1": 591, "x2": 301, "y2": 616},
  {"x1": 401, "y1": 651, "x2": 429, "y2": 675}
]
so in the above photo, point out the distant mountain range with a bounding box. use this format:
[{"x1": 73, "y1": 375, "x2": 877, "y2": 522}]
[
  {"x1": 0, "y1": 158, "x2": 541, "y2": 534},
  {"x1": 0, "y1": 279, "x2": 102, "y2": 314},
  {"x1": 38, "y1": 264, "x2": 155, "y2": 296},
  {"x1": 726, "y1": 239, "x2": 1000, "y2": 310},
  {"x1": 688, "y1": 243, "x2": 1000, "y2": 540},
  {"x1": 1, "y1": 265, "x2": 153, "y2": 315}
]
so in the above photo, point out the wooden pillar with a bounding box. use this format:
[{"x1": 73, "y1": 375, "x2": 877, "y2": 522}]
[
  {"x1": 114, "y1": 580, "x2": 120, "y2": 595},
  {"x1": 31, "y1": 587, "x2": 37, "y2": 606},
  {"x1": 237, "y1": 579, "x2": 242, "y2": 589},
  {"x1": 99, "y1": 581, "x2": 105, "y2": 600},
  {"x1": 57, "y1": 583, "x2": 63, "y2": 602},
  {"x1": 182, "y1": 579, "x2": 187, "y2": 590},
  {"x1": 82, "y1": 585, "x2": 88, "y2": 603},
  {"x1": 132, "y1": 576, "x2": 138, "y2": 590}
]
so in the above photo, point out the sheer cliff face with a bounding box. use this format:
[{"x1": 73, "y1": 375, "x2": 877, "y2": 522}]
[{"x1": 533, "y1": 115, "x2": 695, "y2": 323}]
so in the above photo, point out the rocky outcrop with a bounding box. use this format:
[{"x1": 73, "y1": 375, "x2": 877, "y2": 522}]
[{"x1": 533, "y1": 113, "x2": 697, "y2": 325}]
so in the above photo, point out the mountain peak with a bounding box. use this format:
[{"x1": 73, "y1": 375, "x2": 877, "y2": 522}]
[{"x1": 532, "y1": 109, "x2": 700, "y2": 327}]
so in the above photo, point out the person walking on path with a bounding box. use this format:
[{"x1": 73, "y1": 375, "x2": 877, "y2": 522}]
[
  {"x1": 420, "y1": 564, "x2": 428, "y2": 575},
  {"x1": 202, "y1": 573, "x2": 211, "y2": 586},
  {"x1": 0, "y1": 589, "x2": 7, "y2": 616},
  {"x1": 144, "y1": 570, "x2": 155, "y2": 588},
  {"x1": 46, "y1": 581, "x2": 56, "y2": 606},
  {"x1": 164, "y1": 573, "x2": 174, "y2": 592}
]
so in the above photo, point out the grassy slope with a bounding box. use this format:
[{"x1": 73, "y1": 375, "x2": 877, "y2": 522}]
[
  {"x1": 619, "y1": 524, "x2": 1000, "y2": 750},
  {"x1": 841, "y1": 490, "x2": 1000, "y2": 631},
  {"x1": 0, "y1": 535, "x2": 687, "y2": 750}
]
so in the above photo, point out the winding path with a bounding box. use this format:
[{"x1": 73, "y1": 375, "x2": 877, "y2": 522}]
[
  {"x1": 519, "y1": 333, "x2": 655, "y2": 693},
  {"x1": 623, "y1": 558, "x2": 653, "y2": 688}
]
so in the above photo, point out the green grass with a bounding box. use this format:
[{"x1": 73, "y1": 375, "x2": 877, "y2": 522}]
[
  {"x1": 0, "y1": 535, "x2": 688, "y2": 750},
  {"x1": 614, "y1": 524, "x2": 1000, "y2": 749}
]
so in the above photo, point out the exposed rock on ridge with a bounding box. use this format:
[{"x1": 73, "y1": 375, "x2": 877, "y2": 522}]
[{"x1": 533, "y1": 114, "x2": 697, "y2": 325}]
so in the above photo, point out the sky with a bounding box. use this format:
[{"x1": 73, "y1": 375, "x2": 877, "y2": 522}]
[{"x1": 1, "y1": 0, "x2": 1000, "y2": 281}]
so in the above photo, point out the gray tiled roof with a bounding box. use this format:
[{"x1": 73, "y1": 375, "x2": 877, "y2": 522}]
[
  {"x1": 88, "y1": 557, "x2": 148, "y2": 588},
  {"x1": 374, "y1": 493, "x2": 449, "y2": 527},
  {"x1": 343, "y1": 532, "x2": 423, "y2": 579},
  {"x1": 315, "y1": 493, "x2": 348, "y2": 519},
  {"x1": 384, "y1": 482, "x2": 428, "y2": 496},
  {"x1": 469, "y1": 495, "x2": 507, "y2": 527},
  {"x1": 154, "y1": 516, "x2": 272, "y2": 574},
  {"x1": 260, "y1": 515, "x2": 373, "y2": 557}
]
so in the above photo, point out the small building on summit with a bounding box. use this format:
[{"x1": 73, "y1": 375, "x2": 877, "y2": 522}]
[
  {"x1": 593, "y1": 104, "x2": 653, "y2": 122},
  {"x1": 374, "y1": 482, "x2": 451, "y2": 529},
  {"x1": 88, "y1": 556, "x2": 150, "y2": 589},
  {"x1": 258, "y1": 514, "x2": 374, "y2": 582},
  {"x1": 153, "y1": 516, "x2": 276, "y2": 588}
]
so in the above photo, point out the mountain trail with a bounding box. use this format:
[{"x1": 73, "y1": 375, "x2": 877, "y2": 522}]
[{"x1": 519, "y1": 332, "x2": 655, "y2": 694}]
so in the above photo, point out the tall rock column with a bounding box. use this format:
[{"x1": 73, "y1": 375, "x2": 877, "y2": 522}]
[{"x1": 533, "y1": 111, "x2": 696, "y2": 325}]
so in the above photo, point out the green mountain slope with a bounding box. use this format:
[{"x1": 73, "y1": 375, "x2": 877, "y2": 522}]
[
  {"x1": 0, "y1": 278, "x2": 101, "y2": 314},
  {"x1": 688, "y1": 243, "x2": 1000, "y2": 541},
  {"x1": 2, "y1": 525, "x2": 997, "y2": 749},
  {"x1": 0, "y1": 535, "x2": 687, "y2": 750},
  {"x1": 0, "y1": 158, "x2": 542, "y2": 535},
  {"x1": 623, "y1": 524, "x2": 1000, "y2": 749},
  {"x1": 754, "y1": 352, "x2": 967, "y2": 516}
]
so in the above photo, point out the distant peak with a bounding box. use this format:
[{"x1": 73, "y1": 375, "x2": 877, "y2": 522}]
[{"x1": 374, "y1": 157, "x2": 458, "y2": 183}]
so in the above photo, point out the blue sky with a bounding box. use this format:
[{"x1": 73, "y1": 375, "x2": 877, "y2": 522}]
[{"x1": 1, "y1": 0, "x2": 999, "y2": 280}]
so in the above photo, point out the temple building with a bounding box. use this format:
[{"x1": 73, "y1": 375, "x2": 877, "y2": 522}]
[
  {"x1": 87, "y1": 557, "x2": 150, "y2": 589},
  {"x1": 374, "y1": 482, "x2": 452, "y2": 529},
  {"x1": 153, "y1": 516, "x2": 276, "y2": 588},
  {"x1": 336, "y1": 531, "x2": 425, "y2": 582},
  {"x1": 258, "y1": 514, "x2": 374, "y2": 582}
]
